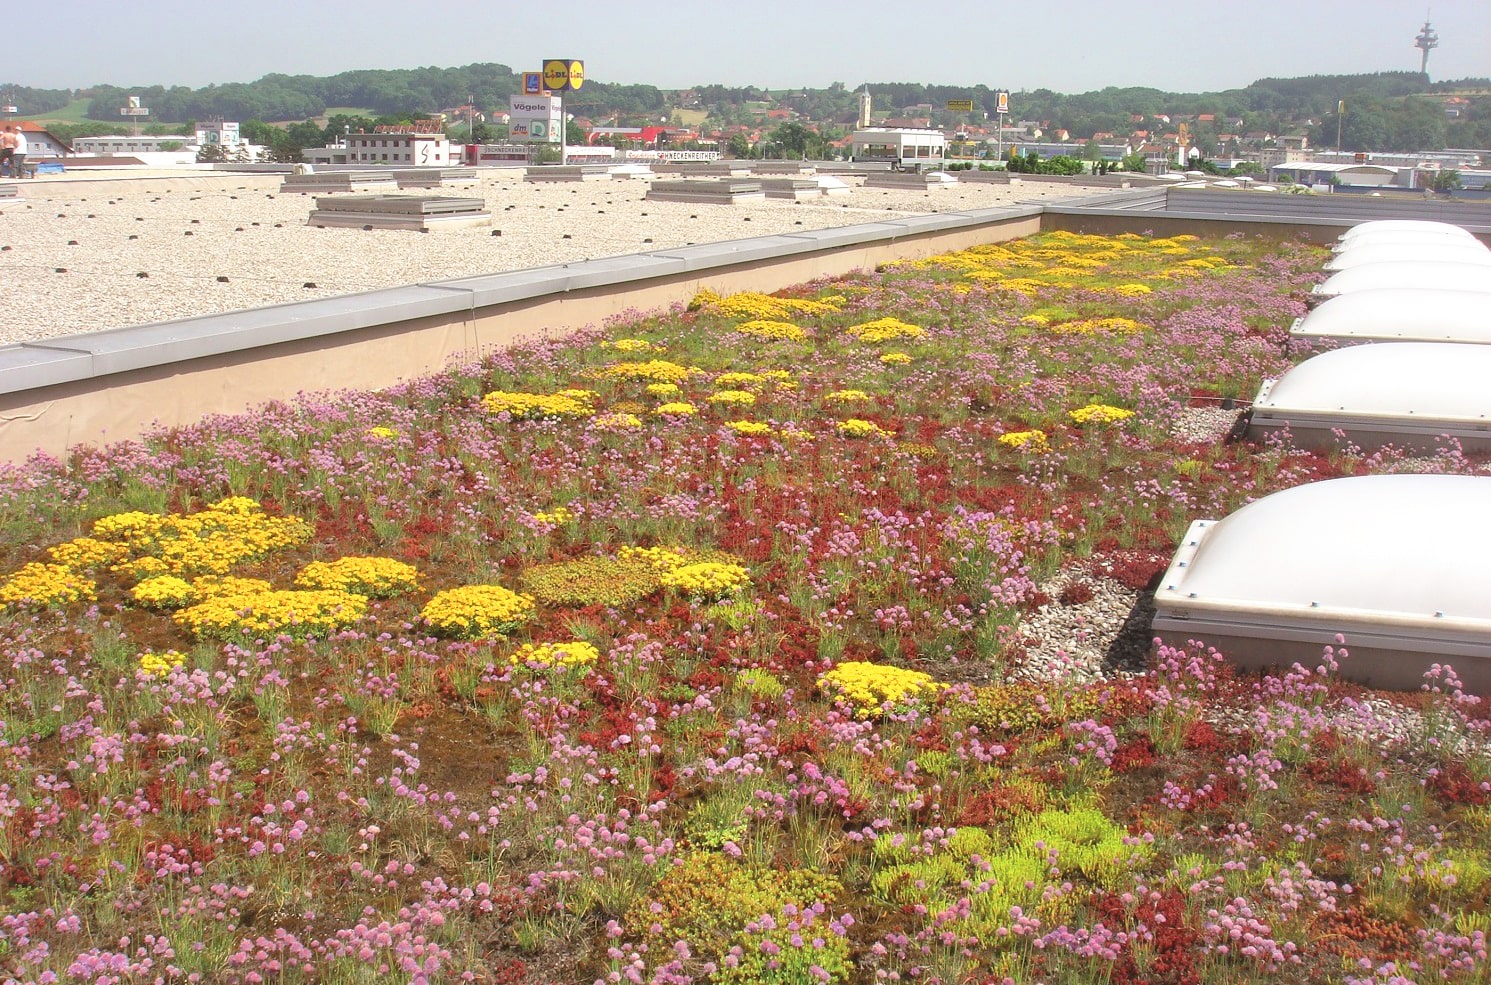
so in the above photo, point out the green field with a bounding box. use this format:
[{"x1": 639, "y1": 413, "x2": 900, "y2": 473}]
[{"x1": 18, "y1": 98, "x2": 99, "y2": 125}]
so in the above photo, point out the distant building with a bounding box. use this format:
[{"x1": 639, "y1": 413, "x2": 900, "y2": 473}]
[
  {"x1": 73, "y1": 135, "x2": 195, "y2": 156},
  {"x1": 1268, "y1": 161, "x2": 1419, "y2": 190},
  {"x1": 15, "y1": 122, "x2": 69, "y2": 159},
  {"x1": 344, "y1": 128, "x2": 454, "y2": 166},
  {"x1": 850, "y1": 127, "x2": 946, "y2": 169}
]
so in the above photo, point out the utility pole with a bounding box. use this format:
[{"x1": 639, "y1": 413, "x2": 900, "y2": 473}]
[{"x1": 1336, "y1": 99, "x2": 1344, "y2": 157}]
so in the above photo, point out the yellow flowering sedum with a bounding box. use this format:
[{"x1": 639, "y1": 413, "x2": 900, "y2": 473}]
[
  {"x1": 367, "y1": 425, "x2": 400, "y2": 441},
  {"x1": 1109, "y1": 283, "x2": 1153, "y2": 297},
  {"x1": 654, "y1": 401, "x2": 698, "y2": 417},
  {"x1": 713, "y1": 372, "x2": 767, "y2": 390},
  {"x1": 91, "y1": 499, "x2": 312, "y2": 579},
  {"x1": 825, "y1": 389, "x2": 871, "y2": 403},
  {"x1": 837, "y1": 419, "x2": 891, "y2": 439},
  {"x1": 726, "y1": 421, "x2": 774, "y2": 436},
  {"x1": 420, "y1": 584, "x2": 536, "y2": 640},
  {"x1": 846, "y1": 317, "x2": 926, "y2": 343},
  {"x1": 131, "y1": 575, "x2": 198, "y2": 610},
  {"x1": 599, "y1": 360, "x2": 693, "y2": 384},
  {"x1": 736, "y1": 320, "x2": 808, "y2": 343},
  {"x1": 707, "y1": 390, "x2": 757, "y2": 407},
  {"x1": 593, "y1": 412, "x2": 643, "y2": 431},
  {"x1": 294, "y1": 556, "x2": 421, "y2": 598},
  {"x1": 1052, "y1": 316, "x2": 1145, "y2": 336},
  {"x1": 880, "y1": 352, "x2": 913, "y2": 365},
  {"x1": 659, "y1": 561, "x2": 751, "y2": 600},
  {"x1": 481, "y1": 389, "x2": 595, "y2": 420},
  {"x1": 606, "y1": 338, "x2": 662, "y2": 353},
  {"x1": 1069, "y1": 404, "x2": 1136, "y2": 425},
  {"x1": 509, "y1": 639, "x2": 601, "y2": 670},
  {"x1": 999, "y1": 430, "x2": 1050, "y2": 452},
  {"x1": 139, "y1": 650, "x2": 186, "y2": 678},
  {"x1": 48, "y1": 537, "x2": 128, "y2": 570},
  {"x1": 618, "y1": 545, "x2": 690, "y2": 571},
  {"x1": 692, "y1": 289, "x2": 840, "y2": 321},
  {"x1": 818, "y1": 661, "x2": 945, "y2": 717},
  {"x1": 174, "y1": 589, "x2": 367, "y2": 641},
  {"x1": 0, "y1": 562, "x2": 97, "y2": 608}
]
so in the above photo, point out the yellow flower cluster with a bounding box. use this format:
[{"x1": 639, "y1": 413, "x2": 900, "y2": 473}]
[
  {"x1": 139, "y1": 650, "x2": 186, "y2": 678},
  {"x1": 509, "y1": 639, "x2": 601, "y2": 670},
  {"x1": 646, "y1": 382, "x2": 682, "y2": 398},
  {"x1": 1051, "y1": 317, "x2": 1144, "y2": 336},
  {"x1": 655, "y1": 402, "x2": 698, "y2": 416},
  {"x1": 880, "y1": 352, "x2": 913, "y2": 365},
  {"x1": 825, "y1": 389, "x2": 871, "y2": 403},
  {"x1": 692, "y1": 290, "x2": 841, "y2": 321},
  {"x1": 999, "y1": 430, "x2": 1050, "y2": 452},
  {"x1": 659, "y1": 561, "x2": 751, "y2": 600},
  {"x1": 605, "y1": 338, "x2": 663, "y2": 352},
  {"x1": 91, "y1": 498, "x2": 313, "y2": 580},
  {"x1": 846, "y1": 318, "x2": 926, "y2": 343},
  {"x1": 528, "y1": 506, "x2": 575, "y2": 527},
  {"x1": 367, "y1": 425, "x2": 400, "y2": 441},
  {"x1": 48, "y1": 537, "x2": 128, "y2": 570},
  {"x1": 818, "y1": 661, "x2": 945, "y2": 717},
  {"x1": 0, "y1": 562, "x2": 97, "y2": 608},
  {"x1": 736, "y1": 320, "x2": 808, "y2": 343},
  {"x1": 481, "y1": 389, "x2": 595, "y2": 420},
  {"x1": 174, "y1": 588, "x2": 367, "y2": 640},
  {"x1": 1069, "y1": 404, "x2": 1136, "y2": 425},
  {"x1": 1108, "y1": 283, "x2": 1153, "y2": 297},
  {"x1": 592, "y1": 412, "x2": 643, "y2": 431},
  {"x1": 837, "y1": 419, "x2": 891, "y2": 439},
  {"x1": 714, "y1": 372, "x2": 767, "y2": 390},
  {"x1": 131, "y1": 573, "x2": 278, "y2": 611},
  {"x1": 707, "y1": 390, "x2": 756, "y2": 407},
  {"x1": 618, "y1": 545, "x2": 690, "y2": 571},
  {"x1": 420, "y1": 584, "x2": 536, "y2": 639},
  {"x1": 294, "y1": 556, "x2": 422, "y2": 598},
  {"x1": 131, "y1": 575, "x2": 197, "y2": 610},
  {"x1": 1182, "y1": 256, "x2": 1228, "y2": 269},
  {"x1": 600, "y1": 360, "x2": 694, "y2": 384},
  {"x1": 991, "y1": 277, "x2": 1051, "y2": 295},
  {"x1": 726, "y1": 421, "x2": 774, "y2": 437}
]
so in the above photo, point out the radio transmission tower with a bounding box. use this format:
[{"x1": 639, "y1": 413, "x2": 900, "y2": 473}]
[{"x1": 1414, "y1": 16, "x2": 1439, "y2": 76}]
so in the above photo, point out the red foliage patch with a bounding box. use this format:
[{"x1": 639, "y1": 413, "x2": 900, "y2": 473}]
[
  {"x1": 1058, "y1": 581, "x2": 1096, "y2": 606},
  {"x1": 1089, "y1": 550, "x2": 1170, "y2": 592},
  {"x1": 1426, "y1": 763, "x2": 1491, "y2": 806},
  {"x1": 1093, "y1": 889, "x2": 1202, "y2": 985},
  {"x1": 1110, "y1": 736, "x2": 1157, "y2": 772}
]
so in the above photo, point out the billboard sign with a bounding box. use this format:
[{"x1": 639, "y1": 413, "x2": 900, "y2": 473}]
[
  {"x1": 996, "y1": 92, "x2": 1010, "y2": 115},
  {"x1": 945, "y1": 99, "x2": 974, "y2": 113},
  {"x1": 523, "y1": 72, "x2": 544, "y2": 95},
  {"x1": 542, "y1": 59, "x2": 585, "y2": 92},
  {"x1": 510, "y1": 94, "x2": 562, "y2": 143}
]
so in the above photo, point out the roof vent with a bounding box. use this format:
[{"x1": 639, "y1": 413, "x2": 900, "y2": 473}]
[{"x1": 1154, "y1": 474, "x2": 1491, "y2": 691}]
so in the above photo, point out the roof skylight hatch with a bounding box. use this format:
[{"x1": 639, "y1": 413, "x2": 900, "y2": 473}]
[{"x1": 1153, "y1": 474, "x2": 1491, "y2": 692}]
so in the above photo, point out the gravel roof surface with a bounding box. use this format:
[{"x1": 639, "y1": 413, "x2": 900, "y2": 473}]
[{"x1": 2, "y1": 168, "x2": 1106, "y2": 344}]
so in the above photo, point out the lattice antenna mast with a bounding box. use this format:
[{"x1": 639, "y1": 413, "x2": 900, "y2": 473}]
[{"x1": 1415, "y1": 15, "x2": 1439, "y2": 75}]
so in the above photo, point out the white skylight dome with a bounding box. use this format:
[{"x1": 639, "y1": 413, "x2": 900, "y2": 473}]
[
  {"x1": 1338, "y1": 219, "x2": 1477, "y2": 244},
  {"x1": 1249, "y1": 342, "x2": 1491, "y2": 451},
  {"x1": 1313, "y1": 262, "x2": 1491, "y2": 298},
  {"x1": 1153, "y1": 474, "x2": 1491, "y2": 692},
  {"x1": 1332, "y1": 229, "x2": 1482, "y2": 254},
  {"x1": 1323, "y1": 241, "x2": 1491, "y2": 272},
  {"x1": 1291, "y1": 289, "x2": 1491, "y2": 345}
]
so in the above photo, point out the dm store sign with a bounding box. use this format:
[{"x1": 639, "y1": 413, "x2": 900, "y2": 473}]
[{"x1": 509, "y1": 95, "x2": 562, "y2": 143}]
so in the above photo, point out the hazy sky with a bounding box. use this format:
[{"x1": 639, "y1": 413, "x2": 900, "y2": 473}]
[{"x1": 13, "y1": 0, "x2": 1490, "y2": 95}]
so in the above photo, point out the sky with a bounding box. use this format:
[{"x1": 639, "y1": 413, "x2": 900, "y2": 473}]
[{"x1": 12, "y1": 0, "x2": 1490, "y2": 95}]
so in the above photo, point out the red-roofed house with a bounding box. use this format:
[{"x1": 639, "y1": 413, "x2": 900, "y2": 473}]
[{"x1": 16, "y1": 122, "x2": 71, "y2": 159}]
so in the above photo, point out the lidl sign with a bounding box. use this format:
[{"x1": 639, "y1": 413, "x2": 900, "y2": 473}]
[{"x1": 542, "y1": 59, "x2": 585, "y2": 92}]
